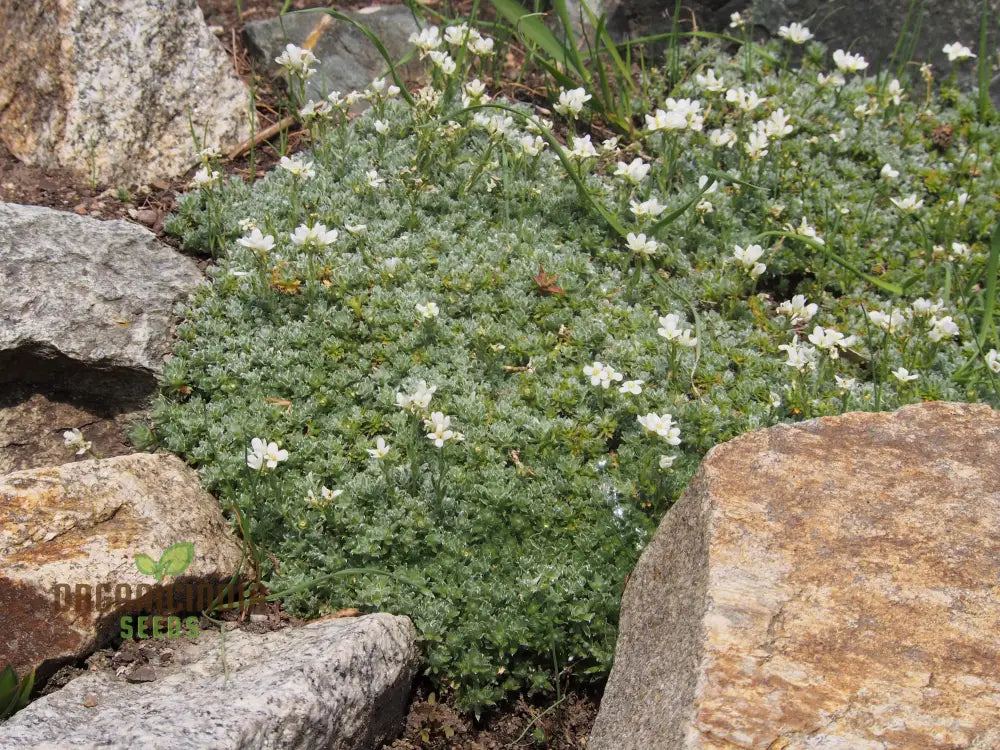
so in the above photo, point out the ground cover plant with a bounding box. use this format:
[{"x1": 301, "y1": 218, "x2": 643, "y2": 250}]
[{"x1": 145, "y1": 10, "x2": 1000, "y2": 712}]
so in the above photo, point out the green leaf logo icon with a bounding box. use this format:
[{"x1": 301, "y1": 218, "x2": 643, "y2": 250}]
[{"x1": 135, "y1": 542, "x2": 195, "y2": 581}]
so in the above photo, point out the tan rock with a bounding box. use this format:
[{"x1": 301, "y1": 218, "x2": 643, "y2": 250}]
[
  {"x1": 0, "y1": 453, "x2": 247, "y2": 684},
  {"x1": 590, "y1": 402, "x2": 1000, "y2": 749},
  {"x1": 0, "y1": 0, "x2": 252, "y2": 185}
]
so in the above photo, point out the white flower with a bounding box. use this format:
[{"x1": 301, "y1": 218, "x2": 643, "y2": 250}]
[
  {"x1": 366, "y1": 169, "x2": 385, "y2": 188},
  {"x1": 928, "y1": 315, "x2": 960, "y2": 342},
  {"x1": 708, "y1": 128, "x2": 737, "y2": 148},
  {"x1": 427, "y1": 50, "x2": 457, "y2": 75},
  {"x1": 462, "y1": 78, "x2": 489, "y2": 107},
  {"x1": 764, "y1": 108, "x2": 793, "y2": 139},
  {"x1": 729, "y1": 11, "x2": 746, "y2": 29},
  {"x1": 880, "y1": 163, "x2": 900, "y2": 181},
  {"x1": 725, "y1": 87, "x2": 765, "y2": 112},
  {"x1": 396, "y1": 380, "x2": 437, "y2": 412},
  {"x1": 867, "y1": 308, "x2": 907, "y2": 333},
  {"x1": 733, "y1": 243, "x2": 766, "y2": 277},
  {"x1": 600, "y1": 137, "x2": 619, "y2": 153},
  {"x1": 299, "y1": 100, "x2": 331, "y2": 120},
  {"x1": 657, "y1": 313, "x2": 697, "y2": 347},
  {"x1": 698, "y1": 175, "x2": 718, "y2": 195},
  {"x1": 787, "y1": 216, "x2": 824, "y2": 245},
  {"x1": 583, "y1": 361, "x2": 623, "y2": 389},
  {"x1": 424, "y1": 412, "x2": 464, "y2": 447},
  {"x1": 886, "y1": 78, "x2": 904, "y2": 105},
  {"x1": 519, "y1": 134, "x2": 547, "y2": 156},
  {"x1": 626, "y1": 232, "x2": 658, "y2": 257},
  {"x1": 659, "y1": 454, "x2": 677, "y2": 470},
  {"x1": 835, "y1": 375, "x2": 857, "y2": 390},
  {"x1": 630, "y1": 197, "x2": 667, "y2": 218},
  {"x1": 769, "y1": 391, "x2": 783, "y2": 408},
  {"x1": 776, "y1": 295, "x2": 818, "y2": 325},
  {"x1": 619, "y1": 380, "x2": 643, "y2": 395},
  {"x1": 237, "y1": 228, "x2": 275, "y2": 254},
  {"x1": 817, "y1": 71, "x2": 846, "y2": 88},
  {"x1": 237, "y1": 218, "x2": 258, "y2": 232},
  {"x1": 63, "y1": 428, "x2": 92, "y2": 455},
  {"x1": 275, "y1": 43, "x2": 317, "y2": 77},
  {"x1": 279, "y1": 154, "x2": 315, "y2": 179},
  {"x1": 985, "y1": 349, "x2": 1000, "y2": 373},
  {"x1": 367, "y1": 437, "x2": 391, "y2": 459},
  {"x1": 778, "y1": 335, "x2": 818, "y2": 372},
  {"x1": 891, "y1": 367, "x2": 920, "y2": 382},
  {"x1": 695, "y1": 68, "x2": 724, "y2": 92},
  {"x1": 374, "y1": 119, "x2": 390, "y2": 135},
  {"x1": 409, "y1": 26, "x2": 442, "y2": 52},
  {"x1": 638, "y1": 413, "x2": 681, "y2": 444},
  {"x1": 344, "y1": 223, "x2": 367, "y2": 235},
  {"x1": 807, "y1": 325, "x2": 857, "y2": 358},
  {"x1": 832, "y1": 49, "x2": 869, "y2": 73},
  {"x1": 415, "y1": 301, "x2": 439, "y2": 320},
  {"x1": 910, "y1": 297, "x2": 944, "y2": 316},
  {"x1": 942, "y1": 42, "x2": 976, "y2": 61},
  {"x1": 469, "y1": 35, "x2": 494, "y2": 55},
  {"x1": 569, "y1": 134, "x2": 598, "y2": 160},
  {"x1": 443, "y1": 24, "x2": 470, "y2": 45},
  {"x1": 949, "y1": 242, "x2": 971, "y2": 260},
  {"x1": 778, "y1": 22, "x2": 813, "y2": 43},
  {"x1": 190, "y1": 167, "x2": 220, "y2": 188},
  {"x1": 744, "y1": 127, "x2": 769, "y2": 161},
  {"x1": 247, "y1": 437, "x2": 288, "y2": 471},
  {"x1": 554, "y1": 87, "x2": 592, "y2": 118},
  {"x1": 890, "y1": 194, "x2": 924, "y2": 212},
  {"x1": 290, "y1": 222, "x2": 338, "y2": 248},
  {"x1": 614, "y1": 158, "x2": 650, "y2": 184},
  {"x1": 646, "y1": 98, "x2": 703, "y2": 131}
]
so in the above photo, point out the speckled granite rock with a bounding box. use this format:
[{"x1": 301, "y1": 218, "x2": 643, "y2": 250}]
[
  {"x1": 0, "y1": 614, "x2": 420, "y2": 750},
  {"x1": 0, "y1": 0, "x2": 252, "y2": 185},
  {"x1": 0, "y1": 203, "x2": 202, "y2": 396},
  {"x1": 0, "y1": 454, "x2": 245, "y2": 686},
  {"x1": 590, "y1": 402, "x2": 1000, "y2": 749},
  {"x1": 243, "y1": 6, "x2": 420, "y2": 102}
]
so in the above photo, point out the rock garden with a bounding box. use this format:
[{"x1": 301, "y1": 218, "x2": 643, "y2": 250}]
[{"x1": 1, "y1": 0, "x2": 999, "y2": 748}]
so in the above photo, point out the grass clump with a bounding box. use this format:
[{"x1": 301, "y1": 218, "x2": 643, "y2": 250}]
[{"x1": 146, "y1": 20, "x2": 999, "y2": 712}]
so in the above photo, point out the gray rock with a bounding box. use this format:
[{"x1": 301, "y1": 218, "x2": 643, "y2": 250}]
[
  {"x1": 243, "y1": 6, "x2": 421, "y2": 103},
  {"x1": 0, "y1": 0, "x2": 253, "y2": 186},
  {"x1": 0, "y1": 203, "x2": 202, "y2": 397},
  {"x1": 0, "y1": 453, "x2": 247, "y2": 687},
  {"x1": 590, "y1": 402, "x2": 1000, "y2": 749},
  {"x1": 0, "y1": 614, "x2": 421, "y2": 750}
]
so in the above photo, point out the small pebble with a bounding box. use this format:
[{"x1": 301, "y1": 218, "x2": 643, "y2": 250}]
[{"x1": 82, "y1": 693, "x2": 99, "y2": 708}]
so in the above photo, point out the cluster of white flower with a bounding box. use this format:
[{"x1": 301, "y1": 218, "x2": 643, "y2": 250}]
[
  {"x1": 63, "y1": 428, "x2": 92, "y2": 456},
  {"x1": 638, "y1": 413, "x2": 681, "y2": 445},
  {"x1": 247, "y1": 437, "x2": 289, "y2": 471},
  {"x1": 306, "y1": 486, "x2": 343, "y2": 508},
  {"x1": 645, "y1": 98, "x2": 704, "y2": 132},
  {"x1": 614, "y1": 158, "x2": 650, "y2": 185},
  {"x1": 415, "y1": 301, "x2": 440, "y2": 320},
  {"x1": 279, "y1": 154, "x2": 316, "y2": 180},
  {"x1": 625, "y1": 232, "x2": 658, "y2": 257},
  {"x1": 807, "y1": 326, "x2": 857, "y2": 359},
  {"x1": 778, "y1": 335, "x2": 819, "y2": 372},
  {"x1": 396, "y1": 380, "x2": 437, "y2": 413},
  {"x1": 776, "y1": 295, "x2": 818, "y2": 325},
  {"x1": 583, "y1": 361, "x2": 623, "y2": 389},
  {"x1": 942, "y1": 41, "x2": 975, "y2": 62},
  {"x1": 657, "y1": 313, "x2": 697, "y2": 348},
  {"x1": 733, "y1": 243, "x2": 766, "y2": 278},
  {"x1": 275, "y1": 43, "x2": 317, "y2": 78},
  {"x1": 425, "y1": 412, "x2": 466, "y2": 448},
  {"x1": 832, "y1": 49, "x2": 869, "y2": 74},
  {"x1": 554, "y1": 87, "x2": 593, "y2": 119},
  {"x1": 291, "y1": 222, "x2": 338, "y2": 249}
]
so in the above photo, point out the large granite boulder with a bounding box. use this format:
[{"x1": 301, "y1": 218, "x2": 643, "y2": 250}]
[
  {"x1": 0, "y1": 453, "x2": 246, "y2": 686},
  {"x1": 0, "y1": 0, "x2": 252, "y2": 186},
  {"x1": 0, "y1": 203, "x2": 202, "y2": 398},
  {"x1": 590, "y1": 402, "x2": 1000, "y2": 749},
  {"x1": 243, "y1": 6, "x2": 420, "y2": 102},
  {"x1": 0, "y1": 614, "x2": 420, "y2": 750}
]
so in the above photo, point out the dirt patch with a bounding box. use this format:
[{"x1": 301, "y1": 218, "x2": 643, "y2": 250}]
[{"x1": 386, "y1": 681, "x2": 600, "y2": 749}]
